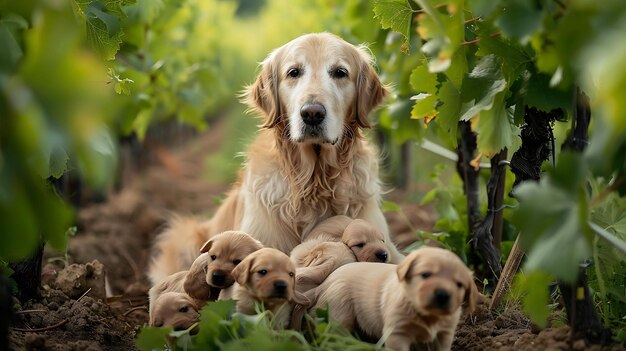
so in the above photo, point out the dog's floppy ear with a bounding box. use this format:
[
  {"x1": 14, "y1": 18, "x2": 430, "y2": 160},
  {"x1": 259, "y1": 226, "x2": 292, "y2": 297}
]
[
  {"x1": 231, "y1": 256, "x2": 254, "y2": 286},
  {"x1": 465, "y1": 272, "x2": 479, "y2": 313},
  {"x1": 184, "y1": 254, "x2": 211, "y2": 300},
  {"x1": 200, "y1": 238, "x2": 213, "y2": 253},
  {"x1": 396, "y1": 252, "x2": 418, "y2": 282},
  {"x1": 243, "y1": 50, "x2": 282, "y2": 128},
  {"x1": 354, "y1": 45, "x2": 388, "y2": 129}
]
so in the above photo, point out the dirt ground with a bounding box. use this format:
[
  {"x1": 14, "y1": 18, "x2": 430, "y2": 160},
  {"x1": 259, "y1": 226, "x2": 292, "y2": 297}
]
[{"x1": 7, "y1": 118, "x2": 626, "y2": 350}]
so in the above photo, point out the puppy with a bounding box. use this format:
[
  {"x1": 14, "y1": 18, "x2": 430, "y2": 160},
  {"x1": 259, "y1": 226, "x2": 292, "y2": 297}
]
[
  {"x1": 290, "y1": 241, "x2": 356, "y2": 293},
  {"x1": 149, "y1": 231, "x2": 263, "y2": 318},
  {"x1": 311, "y1": 247, "x2": 478, "y2": 351},
  {"x1": 149, "y1": 292, "x2": 200, "y2": 330},
  {"x1": 197, "y1": 230, "x2": 264, "y2": 300},
  {"x1": 231, "y1": 248, "x2": 307, "y2": 328},
  {"x1": 304, "y1": 215, "x2": 389, "y2": 263},
  {"x1": 148, "y1": 253, "x2": 210, "y2": 320}
]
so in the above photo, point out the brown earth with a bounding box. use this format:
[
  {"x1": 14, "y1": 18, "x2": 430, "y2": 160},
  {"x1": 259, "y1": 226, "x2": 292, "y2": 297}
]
[{"x1": 7, "y1": 118, "x2": 626, "y2": 350}]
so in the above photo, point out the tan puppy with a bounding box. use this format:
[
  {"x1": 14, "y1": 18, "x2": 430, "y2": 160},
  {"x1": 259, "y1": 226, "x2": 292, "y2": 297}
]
[
  {"x1": 311, "y1": 247, "x2": 478, "y2": 351},
  {"x1": 291, "y1": 241, "x2": 356, "y2": 293},
  {"x1": 148, "y1": 253, "x2": 210, "y2": 320},
  {"x1": 149, "y1": 231, "x2": 263, "y2": 319},
  {"x1": 149, "y1": 292, "x2": 200, "y2": 330},
  {"x1": 231, "y1": 248, "x2": 307, "y2": 328},
  {"x1": 198, "y1": 231, "x2": 264, "y2": 295},
  {"x1": 304, "y1": 215, "x2": 389, "y2": 263}
]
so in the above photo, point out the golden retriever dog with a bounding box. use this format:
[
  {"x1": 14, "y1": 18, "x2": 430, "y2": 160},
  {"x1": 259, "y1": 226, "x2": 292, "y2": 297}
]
[
  {"x1": 148, "y1": 32, "x2": 404, "y2": 281},
  {"x1": 230, "y1": 248, "x2": 307, "y2": 328},
  {"x1": 149, "y1": 292, "x2": 200, "y2": 330},
  {"x1": 291, "y1": 241, "x2": 356, "y2": 294},
  {"x1": 310, "y1": 247, "x2": 478, "y2": 351}
]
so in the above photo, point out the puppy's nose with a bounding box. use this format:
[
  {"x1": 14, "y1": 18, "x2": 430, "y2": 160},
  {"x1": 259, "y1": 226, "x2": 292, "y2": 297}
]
[
  {"x1": 212, "y1": 271, "x2": 226, "y2": 285},
  {"x1": 434, "y1": 288, "x2": 450, "y2": 309},
  {"x1": 375, "y1": 251, "x2": 388, "y2": 262},
  {"x1": 300, "y1": 102, "x2": 326, "y2": 126},
  {"x1": 273, "y1": 280, "x2": 288, "y2": 294}
]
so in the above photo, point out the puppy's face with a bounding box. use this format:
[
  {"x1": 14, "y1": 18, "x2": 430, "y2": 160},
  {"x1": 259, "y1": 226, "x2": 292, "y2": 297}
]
[
  {"x1": 245, "y1": 33, "x2": 387, "y2": 145},
  {"x1": 342, "y1": 219, "x2": 389, "y2": 263},
  {"x1": 150, "y1": 292, "x2": 200, "y2": 331},
  {"x1": 231, "y1": 248, "x2": 296, "y2": 303},
  {"x1": 200, "y1": 231, "x2": 264, "y2": 289},
  {"x1": 397, "y1": 247, "x2": 478, "y2": 317}
]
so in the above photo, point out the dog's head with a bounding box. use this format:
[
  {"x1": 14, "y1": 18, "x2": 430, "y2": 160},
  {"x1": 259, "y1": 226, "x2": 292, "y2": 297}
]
[
  {"x1": 396, "y1": 247, "x2": 478, "y2": 316},
  {"x1": 342, "y1": 219, "x2": 389, "y2": 263},
  {"x1": 245, "y1": 33, "x2": 388, "y2": 145},
  {"x1": 194, "y1": 231, "x2": 264, "y2": 289},
  {"x1": 149, "y1": 292, "x2": 200, "y2": 331},
  {"x1": 231, "y1": 248, "x2": 298, "y2": 304}
]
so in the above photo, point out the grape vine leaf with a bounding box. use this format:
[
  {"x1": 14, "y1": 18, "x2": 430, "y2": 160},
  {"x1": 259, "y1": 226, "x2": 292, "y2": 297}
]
[
  {"x1": 373, "y1": 0, "x2": 413, "y2": 48},
  {"x1": 409, "y1": 63, "x2": 438, "y2": 120},
  {"x1": 459, "y1": 54, "x2": 506, "y2": 122},
  {"x1": 512, "y1": 152, "x2": 593, "y2": 283},
  {"x1": 494, "y1": 0, "x2": 542, "y2": 45},
  {"x1": 74, "y1": 0, "x2": 134, "y2": 60},
  {"x1": 475, "y1": 92, "x2": 517, "y2": 155}
]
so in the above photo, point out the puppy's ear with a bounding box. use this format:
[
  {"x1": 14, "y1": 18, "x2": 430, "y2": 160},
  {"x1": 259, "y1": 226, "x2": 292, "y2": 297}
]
[
  {"x1": 231, "y1": 256, "x2": 254, "y2": 286},
  {"x1": 292, "y1": 290, "x2": 310, "y2": 306},
  {"x1": 200, "y1": 239, "x2": 213, "y2": 253},
  {"x1": 354, "y1": 46, "x2": 388, "y2": 129},
  {"x1": 184, "y1": 254, "x2": 211, "y2": 300},
  {"x1": 243, "y1": 50, "x2": 282, "y2": 128},
  {"x1": 396, "y1": 253, "x2": 417, "y2": 282},
  {"x1": 465, "y1": 272, "x2": 479, "y2": 313}
]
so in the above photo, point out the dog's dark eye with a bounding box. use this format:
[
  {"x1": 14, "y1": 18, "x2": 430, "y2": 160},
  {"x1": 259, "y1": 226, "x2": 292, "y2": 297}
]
[
  {"x1": 353, "y1": 243, "x2": 365, "y2": 248},
  {"x1": 331, "y1": 67, "x2": 348, "y2": 79},
  {"x1": 179, "y1": 306, "x2": 189, "y2": 313},
  {"x1": 287, "y1": 68, "x2": 301, "y2": 78},
  {"x1": 420, "y1": 272, "x2": 432, "y2": 279},
  {"x1": 210, "y1": 255, "x2": 217, "y2": 260},
  {"x1": 233, "y1": 259, "x2": 242, "y2": 265},
  {"x1": 258, "y1": 269, "x2": 268, "y2": 276},
  {"x1": 456, "y1": 282, "x2": 464, "y2": 289},
  {"x1": 289, "y1": 272, "x2": 295, "y2": 277}
]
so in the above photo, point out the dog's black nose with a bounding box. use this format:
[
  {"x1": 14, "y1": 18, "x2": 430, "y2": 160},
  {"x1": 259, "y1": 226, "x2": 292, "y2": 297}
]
[
  {"x1": 212, "y1": 271, "x2": 226, "y2": 285},
  {"x1": 375, "y1": 251, "x2": 388, "y2": 262},
  {"x1": 300, "y1": 102, "x2": 326, "y2": 126},
  {"x1": 434, "y1": 288, "x2": 450, "y2": 309},
  {"x1": 273, "y1": 280, "x2": 288, "y2": 293}
]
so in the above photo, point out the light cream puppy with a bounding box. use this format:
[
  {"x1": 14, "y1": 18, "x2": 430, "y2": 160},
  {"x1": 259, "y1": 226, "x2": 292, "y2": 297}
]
[
  {"x1": 303, "y1": 215, "x2": 390, "y2": 263},
  {"x1": 311, "y1": 247, "x2": 478, "y2": 351},
  {"x1": 231, "y1": 248, "x2": 308, "y2": 328},
  {"x1": 149, "y1": 292, "x2": 200, "y2": 331}
]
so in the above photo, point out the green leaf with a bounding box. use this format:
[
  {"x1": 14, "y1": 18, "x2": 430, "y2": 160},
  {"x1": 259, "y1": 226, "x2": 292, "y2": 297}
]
[
  {"x1": 382, "y1": 200, "x2": 402, "y2": 212},
  {"x1": 468, "y1": 0, "x2": 500, "y2": 17},
  {"x1": 514, "y1": 271, "x2": 553, "y2": 328},
  {"x1": 136, "y1": 327, "x2": 171, "y2": 351},
  {"x1": 85, "y1": 1, "x2": 121, "y2": 36},
  {"x1": 415, "y1": 0, "x2": 464, "y2": 73},
  {"x1": 525, "y1": 72, "x2": 572, "y2": 113},
  {"x1": 436, "y1": 79, "x2": 461, "y2": 140},
  {"x1": 409, "y1": 63, "x2": 437, "y2": 92},
  {"x1": 495, "y1": 0, "x2": 542, "y2": 44},
  {"x1": 476, "y1": 92, "x2": 517, "y2": 155},
  {"x1": 0, "y1": 20, "x2": 24, "y2": 73},
  {"x1": 512, "y1": 153, "x2": 593, "y2": 283},
  {"x1": 74, "y1": 0, "x2": 132, "y2": 60},
  {"x1": 459, "y1": 54, "x2": 507, "y2": 121},
  {"x1": 48, "y1": 146, "x2": 69, "y2": 179},
  {"x1": 373, "y1": 0, "x2": 413, "y2": 47}
]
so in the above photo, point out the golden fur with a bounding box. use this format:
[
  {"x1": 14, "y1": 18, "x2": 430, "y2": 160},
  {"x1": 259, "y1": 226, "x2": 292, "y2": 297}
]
[
  {"x1": 231, "y1": 248, "x2": 307, "y2": 328},
  {"x1": 148, "y1": 32, "x2": 403, "y2": 283},
  {"x1": 310, "y1": 247, "x2": 479, "y2": 351}
]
